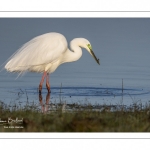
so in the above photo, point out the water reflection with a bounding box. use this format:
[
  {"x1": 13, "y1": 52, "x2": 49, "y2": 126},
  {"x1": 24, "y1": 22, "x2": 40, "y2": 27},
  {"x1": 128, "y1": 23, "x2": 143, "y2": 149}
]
[{"x1": 39, "y1": 92, "x2": 50, "y2": 113}]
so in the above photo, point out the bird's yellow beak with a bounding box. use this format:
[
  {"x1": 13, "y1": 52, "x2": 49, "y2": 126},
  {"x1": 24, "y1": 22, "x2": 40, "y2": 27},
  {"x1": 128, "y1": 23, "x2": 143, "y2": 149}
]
[{"x1": 87, "y1": 44, "x2": 100, "y2": 65}]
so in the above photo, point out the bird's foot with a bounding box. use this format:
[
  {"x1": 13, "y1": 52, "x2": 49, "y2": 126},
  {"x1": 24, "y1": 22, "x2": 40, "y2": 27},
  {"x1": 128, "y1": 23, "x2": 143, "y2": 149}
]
[
  {"x1": 46, "y1": 83, "x2": 51, "y2": 93},
  {"x1": 39, "y1": 84, "x2": 42, "y2": 94}
]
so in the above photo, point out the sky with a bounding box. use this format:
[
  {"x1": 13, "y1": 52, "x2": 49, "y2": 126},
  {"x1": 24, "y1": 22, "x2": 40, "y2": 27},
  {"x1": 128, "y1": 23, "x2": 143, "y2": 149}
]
[{"x1": 0, "y1": 18, "x2": 150, "y2": 88}]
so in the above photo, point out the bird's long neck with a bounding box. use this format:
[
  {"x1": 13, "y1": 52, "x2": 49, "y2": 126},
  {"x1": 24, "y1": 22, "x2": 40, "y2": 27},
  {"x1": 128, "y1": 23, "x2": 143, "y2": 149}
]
[
  {"x1": 62, "y1": 38, "x2": 83, "y2": 64},
  {"x1": 69, "y1": 38, "x2": 83, "y2": 62}
]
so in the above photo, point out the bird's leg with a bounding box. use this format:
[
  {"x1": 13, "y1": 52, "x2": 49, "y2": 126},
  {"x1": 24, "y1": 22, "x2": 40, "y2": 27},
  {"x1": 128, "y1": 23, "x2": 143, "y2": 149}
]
[
  {"x1": 46, "y1": 73, "x2": 51, "y2": 93},
  {"x1": 39, "y1": 71, "x2": 47, "y2": 93}
]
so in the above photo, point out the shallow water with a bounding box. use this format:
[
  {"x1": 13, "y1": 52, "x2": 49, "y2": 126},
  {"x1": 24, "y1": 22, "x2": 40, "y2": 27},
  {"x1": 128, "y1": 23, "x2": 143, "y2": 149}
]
[{"x1": 0, "y1": 71, "x2": 150, "y2": 108}]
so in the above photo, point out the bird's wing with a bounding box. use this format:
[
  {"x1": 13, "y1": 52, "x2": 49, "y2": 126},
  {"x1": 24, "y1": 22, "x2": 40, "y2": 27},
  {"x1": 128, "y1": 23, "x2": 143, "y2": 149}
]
[{"x1": 5, "y1": 33, "x2": 68, "y2": 71}]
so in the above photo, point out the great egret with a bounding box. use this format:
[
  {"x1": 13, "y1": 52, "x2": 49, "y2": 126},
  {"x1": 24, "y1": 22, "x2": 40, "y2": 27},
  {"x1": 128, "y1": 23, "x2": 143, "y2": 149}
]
[{"x1": 4, "y1": 32, "x2": 100, "y2": 93}]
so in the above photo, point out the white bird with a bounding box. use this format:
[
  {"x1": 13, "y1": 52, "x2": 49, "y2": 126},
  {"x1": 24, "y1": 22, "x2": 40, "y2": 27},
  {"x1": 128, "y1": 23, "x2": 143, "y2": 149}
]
[{"x1": 4, "y1": 32, "x2": 100, "y2": 93}]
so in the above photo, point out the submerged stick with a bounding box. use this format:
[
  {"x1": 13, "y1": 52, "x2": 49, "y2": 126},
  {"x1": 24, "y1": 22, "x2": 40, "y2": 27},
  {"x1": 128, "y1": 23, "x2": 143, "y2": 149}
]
[{"x1": 122, "y1": 79, "x2": 123, "y2": 94}]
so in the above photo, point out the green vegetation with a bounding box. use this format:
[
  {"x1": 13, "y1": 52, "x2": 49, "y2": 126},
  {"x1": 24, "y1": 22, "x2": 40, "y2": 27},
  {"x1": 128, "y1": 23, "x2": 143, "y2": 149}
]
[{"x1": 0, "y1": 100, "x2": 150, "y2": 132}]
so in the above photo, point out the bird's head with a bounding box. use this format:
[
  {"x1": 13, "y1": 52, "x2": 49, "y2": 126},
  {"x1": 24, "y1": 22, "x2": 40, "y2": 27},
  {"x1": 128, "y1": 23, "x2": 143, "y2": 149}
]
[
  {"x1": 71, "y1": 38, "x2": 100, "y2": 65},
  {"x1": 85, "y1": 42, "x2": 100, "y2": 65}
]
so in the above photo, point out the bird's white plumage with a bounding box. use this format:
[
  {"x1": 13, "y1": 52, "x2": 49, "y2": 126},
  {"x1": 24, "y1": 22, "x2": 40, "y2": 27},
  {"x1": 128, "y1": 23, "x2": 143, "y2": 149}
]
[
  {"x1": 5, "y1": 32, "x2": 67, "y2": 73},
  {"x1": 5, "y1": 32, "x2": 99, "y2": 76}
]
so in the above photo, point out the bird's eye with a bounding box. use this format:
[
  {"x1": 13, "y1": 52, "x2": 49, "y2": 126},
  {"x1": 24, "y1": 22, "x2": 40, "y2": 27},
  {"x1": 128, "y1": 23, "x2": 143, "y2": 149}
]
[{"x1": 87, "y1": 44, "x2": 92, "y2": 50}]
